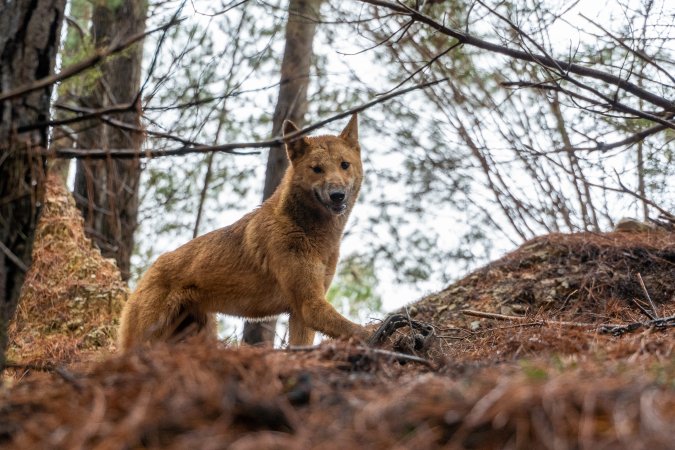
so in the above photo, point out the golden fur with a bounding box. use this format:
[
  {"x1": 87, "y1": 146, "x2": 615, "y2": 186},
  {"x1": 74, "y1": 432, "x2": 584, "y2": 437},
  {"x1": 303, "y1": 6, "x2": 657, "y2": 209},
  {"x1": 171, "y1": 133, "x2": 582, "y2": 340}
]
[{"x1": 118, "y1": 114, "x2": 368, "y2": 350}]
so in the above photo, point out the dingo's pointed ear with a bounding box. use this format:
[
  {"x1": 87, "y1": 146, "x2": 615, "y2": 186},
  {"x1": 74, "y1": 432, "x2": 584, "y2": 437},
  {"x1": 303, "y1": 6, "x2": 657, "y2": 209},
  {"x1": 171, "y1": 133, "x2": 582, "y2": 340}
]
[
  {"x1": 283, "y1": 119, "x2": 300, "y2": 136},
  {"x1": 283, "y1": 119, "x2": 308, "y2": 162},
  {"x1": 339, "y1": 113, "x2": 359, "y2": 148}
]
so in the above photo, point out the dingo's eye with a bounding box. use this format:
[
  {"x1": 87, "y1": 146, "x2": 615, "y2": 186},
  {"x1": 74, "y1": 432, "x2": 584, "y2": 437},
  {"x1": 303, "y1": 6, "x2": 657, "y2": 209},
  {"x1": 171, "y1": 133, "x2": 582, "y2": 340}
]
[
  {"x1": 312, "y1": 166, "x2": 323, "y2": 174},
  {"x1": 341, "y1": 161, "x2": 350, "y2": 170}
]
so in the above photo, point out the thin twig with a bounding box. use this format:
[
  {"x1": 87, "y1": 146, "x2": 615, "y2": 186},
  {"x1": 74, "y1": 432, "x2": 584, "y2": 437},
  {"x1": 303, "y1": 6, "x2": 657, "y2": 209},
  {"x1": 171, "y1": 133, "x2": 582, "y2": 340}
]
[
  {"x1": 636, "y1": 272, "x2": 659, "y2": 318},
  {"x1": 580, "y1": 13, "x2": 675, "y2": 86},
  {"x1": 613, "y1": 169, "x2": 674, "y2": 218},
  {"x1": 55, "y1": 367, "x2": 85, "y2": 392},
  {"x1": 359, "y1": 0, "x2": 675, "y2": 112},
  {"x1": 437, "y1": 334, "x2": 469, "y2": 340},
  {"x1": 628, "y1": 297, "x2": 656, "y2": 321},
  {"x1": 538, "y1": 123, "x2": 667, "y2": 154},
  {"x1": 3, "y1": 362, "x2": 84, "y2": 391},
  {"x1": 18, "y1": 101, "x2": 136, "y2": 133},
  {"x1": 0, "y1": 240, "x2": 29, "y2": 272},
  {"x1": 501, "y1": 80, "x2": 675, "y2": 130},
  {"x1": 462, "y1": 309, "x2": 596, "y2": 327},
  {"x1": 0, "y1": 20, "x2": 181, "y2": 103},
  {"x1": 471, "y1": 322, "x2": 546, "y2": 335},
  {"x1": 38, "y1": 77, "x2": 450, "y2": 159},
  {"x1": 286, "y1": 344, "x2": 321, "y2": 351},
  {"x1": 367, "y1": 347, "x2": 432, "y2": 367},
  {"x1": 286, "y1": 344, "x2": 432, "y2": 367},
  {"x1": 463, "y1": 309, "x2": 675, "y2": 336},
  {"x1": 431, "y1": 323, "x2": 473, "y2": 339},
  {"x1": 3, "y1": 361, "x2": 56, "y2": 372}
]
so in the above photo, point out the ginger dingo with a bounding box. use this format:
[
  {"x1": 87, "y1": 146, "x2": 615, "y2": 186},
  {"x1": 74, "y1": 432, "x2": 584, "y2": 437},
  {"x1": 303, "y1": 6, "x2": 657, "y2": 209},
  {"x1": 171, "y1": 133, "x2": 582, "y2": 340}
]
[{"x1": 118, "y1": 114, "x2": 368, "y2": 350}]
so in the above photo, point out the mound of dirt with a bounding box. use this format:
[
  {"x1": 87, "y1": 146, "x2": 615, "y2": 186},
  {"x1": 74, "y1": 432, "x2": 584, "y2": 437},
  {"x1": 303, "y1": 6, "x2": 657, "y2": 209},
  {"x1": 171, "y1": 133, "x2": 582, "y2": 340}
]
[
  {"x1": 6, "y1": 173, "x2": 128, "y2": 368},
  {"x1": 405, "y1": 231, "x2": 674, "y2": 365},
  {"x1": 413, "y1": 231, "x2": 675, "y2": 323},
  {"x1": 0, "y1": 230, "x2": 673, "y2": 449}
]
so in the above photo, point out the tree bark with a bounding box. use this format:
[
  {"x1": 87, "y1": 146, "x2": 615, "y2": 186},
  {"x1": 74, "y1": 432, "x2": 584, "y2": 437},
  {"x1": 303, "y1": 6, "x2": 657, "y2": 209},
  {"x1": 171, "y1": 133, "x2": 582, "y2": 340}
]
[
  {"x1": 243, "y1": 0, "x2": 323, "y2": 345},
  {"x1": 0, "y1": 0, "x2": 66, "y2": 371},
  {"x1": 48, "y1": 0, "x2": 92, "y2": 183},
  {"x1": 73, "y1": 0, "x2": 147, "y2": 281}
]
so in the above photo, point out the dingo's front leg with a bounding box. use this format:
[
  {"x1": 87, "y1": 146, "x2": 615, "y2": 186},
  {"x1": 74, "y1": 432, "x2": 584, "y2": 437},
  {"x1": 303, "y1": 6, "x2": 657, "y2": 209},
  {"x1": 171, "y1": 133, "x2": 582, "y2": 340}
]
[
  {"x1": 278, "y1": 258, "x2": 368, "y2": 341},
  {"x1": 299, "y1": 298, "x2": 366, "y2": 339}
]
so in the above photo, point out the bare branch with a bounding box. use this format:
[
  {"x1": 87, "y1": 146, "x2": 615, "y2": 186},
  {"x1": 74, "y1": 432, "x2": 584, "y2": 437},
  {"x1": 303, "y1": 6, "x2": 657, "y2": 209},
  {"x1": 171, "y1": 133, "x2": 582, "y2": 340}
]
[
  {"x1": 580, "y1": 13, "x2": 675, "y2": 86},
  {"x1": 520, "y1": 122, "x2": 668, "y2": 155},
  {"x1": 0, "y1": 19, "x2": 181, "y2": 103},
  {"x1": 613, "y1": 169, "x2": 673, "y2": 218},
  {"x1": 501, "y1": 80, "x2": 675, "y2": 129},
  {"x1": 18, "y1": 102, "x2": 136, "y2": 133},
  {"x1": 636, "y1": 272, "x2": 660, "y2": 319},
  {"x1": 358, "y1": 0, "x2": 675, "y2": 112},
  {"x1": 462, "y1": 309, "x2": 596, "y2": 327},
  {"x1": 0, "y1": 241, "x2": 29, "y2": 272},
  {"x1": 40, "y1": 77, "x2": 451, "y2": 159}
]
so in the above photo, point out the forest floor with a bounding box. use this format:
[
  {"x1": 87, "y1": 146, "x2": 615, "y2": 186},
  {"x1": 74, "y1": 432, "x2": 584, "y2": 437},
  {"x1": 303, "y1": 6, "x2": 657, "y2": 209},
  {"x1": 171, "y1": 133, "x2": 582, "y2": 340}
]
[{"x1": 1, "y1": 175, "x2": 673, "y2": 449}]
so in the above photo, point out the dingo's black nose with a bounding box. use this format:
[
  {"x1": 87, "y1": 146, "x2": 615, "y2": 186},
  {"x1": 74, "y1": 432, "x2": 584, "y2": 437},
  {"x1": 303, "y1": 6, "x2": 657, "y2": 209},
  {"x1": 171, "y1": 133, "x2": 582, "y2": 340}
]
[{"x1": 329, "y1": 192, "x2": 345, "y2": 203}]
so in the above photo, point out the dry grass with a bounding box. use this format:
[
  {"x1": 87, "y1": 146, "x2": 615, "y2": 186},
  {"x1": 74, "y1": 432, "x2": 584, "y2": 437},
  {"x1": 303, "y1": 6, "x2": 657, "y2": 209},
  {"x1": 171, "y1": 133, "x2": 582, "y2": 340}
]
[{"x1": 1, "y1": 188, "x2": 673, "y2": 449}]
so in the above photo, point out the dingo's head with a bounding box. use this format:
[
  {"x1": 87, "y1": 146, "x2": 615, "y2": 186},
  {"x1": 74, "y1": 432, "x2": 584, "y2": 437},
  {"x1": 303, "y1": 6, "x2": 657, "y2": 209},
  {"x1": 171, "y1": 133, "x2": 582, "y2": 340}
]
[{"x1": 283, "y1": 114, "x2": 363, "y2": 216}]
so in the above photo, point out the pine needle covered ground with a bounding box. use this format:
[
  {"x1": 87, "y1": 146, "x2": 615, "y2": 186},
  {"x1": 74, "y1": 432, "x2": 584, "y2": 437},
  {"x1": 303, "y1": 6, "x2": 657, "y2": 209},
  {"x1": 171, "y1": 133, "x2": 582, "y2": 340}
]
[
  {"x1": 6, "y1": 173, "x2": 127, "y2": 368},
  {"x1": 1, "y1": 184, "x2": 673, "y2": 448}
]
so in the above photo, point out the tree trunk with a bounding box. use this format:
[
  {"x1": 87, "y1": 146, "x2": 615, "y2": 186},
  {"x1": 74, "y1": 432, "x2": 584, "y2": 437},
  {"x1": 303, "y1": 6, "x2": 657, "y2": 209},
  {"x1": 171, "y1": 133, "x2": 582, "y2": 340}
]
[
  {"x1": 0, "y1": 0, "x2": 66, "y2": 371},
  {"x1": 242, "y1": 0, "x2": 323, "y2": 345},
  {"x1": 73, "y1": 0, "x2": 147, "y2": 281},
  {"x1": 48, "y1": 0, "x2": 92, "y2": 183}
]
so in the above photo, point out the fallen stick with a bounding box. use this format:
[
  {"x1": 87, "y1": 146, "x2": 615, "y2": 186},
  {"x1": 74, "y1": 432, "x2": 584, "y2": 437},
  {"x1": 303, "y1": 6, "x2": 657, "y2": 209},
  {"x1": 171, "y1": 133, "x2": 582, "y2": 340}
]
[
  {"x1": 367, "y1": 348, "x2": 433, "y2": 367},
  {"x1": 286, "y1": 344, "x2": 433, "y2": 367},
  {"x1": 462, "y1": 309, "x2": 596, "y2": 327},
  {"x1": 628, "y1": 296, "x2": 656, "y2": 320},
  {"x1": 636, "y1": 272, "x2": 660, "y2": 318},
  {"x1": 599, "y1": 315, "x2": 675, "y2": 336},
  {"x1": 462, "y1": 309, "x2": 675, "y2": 336},
  {"x1": 3, "y1": 361, "x2": 84, "y2": 391}
]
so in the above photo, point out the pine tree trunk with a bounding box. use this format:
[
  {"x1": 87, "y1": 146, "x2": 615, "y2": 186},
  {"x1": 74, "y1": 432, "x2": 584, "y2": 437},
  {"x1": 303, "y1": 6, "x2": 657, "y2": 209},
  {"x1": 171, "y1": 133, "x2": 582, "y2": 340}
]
[
  {"x1": 73, "y1": 0, "x2": 147, "y2": 281},
  {"x1": 48, "y1": 0, "x2": 92, "y2": 183},
  {"x1": 0, "y1": 0, "x2": 66, "y2": 371},
  {"x1": 243, "y1": 0, "x2": 323, "y2": 345}
]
